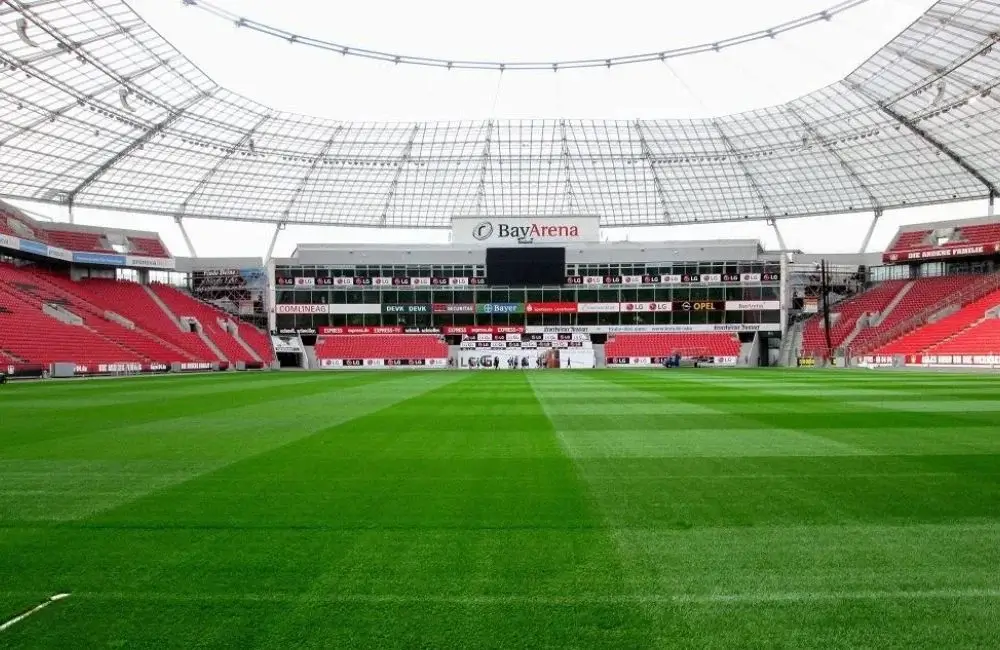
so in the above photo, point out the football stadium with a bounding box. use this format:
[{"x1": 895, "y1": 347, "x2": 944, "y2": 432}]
[{"x1": 2, "y1": 0, "x2": 1000, "y2": 646}]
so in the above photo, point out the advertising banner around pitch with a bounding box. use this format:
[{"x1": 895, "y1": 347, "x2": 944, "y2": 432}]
[
  {"x1": 432, "y1": 303, "x2": 476, "y2": 313},
  {"x1": 525, "y1": 302, "x2": 578, "y2": 314},
  {"x1": 381, "y1": 304, "x2": 430, "y2": 314},
  {"x1": 452, "y1": 216, "x2": 600, "y2": 245},
  {"x1": 476, "y1": 303, "x2": 524, "y2": 314}
]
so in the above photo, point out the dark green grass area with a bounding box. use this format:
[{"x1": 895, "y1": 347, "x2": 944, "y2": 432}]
[{"x1": 1, "y1": 370, "x2": 999, "y2": 648}]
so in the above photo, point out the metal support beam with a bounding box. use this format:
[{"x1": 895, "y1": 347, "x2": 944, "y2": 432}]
[
  {"x1": 180, "y1": 113, "x2": 272, "y2": 213},
  {"x1": 878, "y1": 103, "x2": 998, "y2": 197},
  {"x1": 3, "y1": 24, "x2": 143, "y2": 68},
  {"x1": 0, "y1": 62, "x2": 164, "y2": 149},
  {"x1": 634, "y1": 120, "x2": 672, "y2": 221},
  {"x1": 785, "y1": 105, "x2": 881, "y2": 212},
  {"x1": 559, "y1": 120, "x2": 575, "y2": 212},
  {"x1": 475, "y1": 120, "x2": 494, "y2": 214},
  {"x1": 713, "y1": 121, "x2": 773, "y2": 218},
  {"x1": 67, "y1": 203, "x2": 74, "y2": 225},
  {"x1": 175, "y1": 216, "x2": 197, "y2": 258},
  {"x1": 68, "y1": 90, "x2": 215, "y2": 203},
  {"x1": 264, "y1": 222, "x2": 285, "y2": 265},
  {"x1": 279, "y1": 128, "x2": 342, "y2": 221},
  {"x1": 768, "y1": 218, "x2": 789, "y2": 253},
  {"x1": 379, "y1": 124, "x2": 420, "y2": 225},
  {"x1": 990, "y1": 191, "x2": 996, "y2": 217},
  {"x1": 859, "y1": 208, "x2": 882, "y2": 254}
]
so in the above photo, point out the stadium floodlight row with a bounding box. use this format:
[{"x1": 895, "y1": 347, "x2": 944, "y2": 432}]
[{"x1": 1, "y1": 0, "x2": 999, "y2": 228}]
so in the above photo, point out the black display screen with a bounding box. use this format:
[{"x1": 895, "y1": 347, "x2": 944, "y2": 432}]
[{"x1": 486, "y1": 247, "x2": 566, "y2": 286}]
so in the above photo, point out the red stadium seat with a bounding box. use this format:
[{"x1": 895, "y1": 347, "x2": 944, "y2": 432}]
[
  {"x1": 315, "y1": 335, "x2": 448, "y2": 361},
  {"x1": 604, "y1": 333, "x2": 739, "y2": 358}
]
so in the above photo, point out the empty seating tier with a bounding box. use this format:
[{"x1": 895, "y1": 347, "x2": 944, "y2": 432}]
[
  {"x1": 316, "y1": 335, "x2": 448, "y2": 360},
  {"x1": 800, "y1": 280, "x2": 907, "y2": 357},
  {"x1": 605, "y1": 333, "x2": 740, "y2": 358},
  {"x1": 149, "y1": 284, "x2": 255, "y2": 363},
  {"x1": 877, "y1": 288, "x2": 1000, "y2": 355}
]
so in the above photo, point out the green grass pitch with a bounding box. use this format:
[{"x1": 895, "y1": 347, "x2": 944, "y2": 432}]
[{"x1": 1, "y1": 369, "x2": 999, "y2": 648}]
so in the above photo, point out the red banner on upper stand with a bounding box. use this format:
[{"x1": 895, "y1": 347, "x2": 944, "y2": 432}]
[
  {"x1": 441, "y1": 325, "x2": 526, "y2": 335},
  {"x1": 882, "y1": 243, "x2": 999, "y2": 263},
  {"x1": 525, "y1": 302, "x2": 578, "y2": 314}
]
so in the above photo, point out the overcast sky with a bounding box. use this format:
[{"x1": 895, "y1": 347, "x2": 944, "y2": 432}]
[{"x1": 14, "y1": 0, "x2": 994, "y2": 259}]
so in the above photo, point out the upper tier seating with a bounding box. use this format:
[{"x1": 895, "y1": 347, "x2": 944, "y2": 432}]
[
  {"x1": 848, "y1": 275, "x2": 979, "y2": 352},
  {"x1": 45, "y1": 230, "x2": 112, "y2": 253},
  {"x1": 149, "y1": 284, "x2": 255, "y2": 363},
  {"x1": 128, "y1": 237, "x2": 170, "y2": 258},
  {"x1": 76, "y1": 279, "x2": 217, "y2": 362},
  {"x1": 315, "y1": 335, "x2": 448, "y2": 360},
  {"x1": 887, "y1": 223, "x2": 1000, "y2": 254},
  {"x1": 800, "y1": 280, "x2": 908, "y2": 356},
  {"x1": 604, "y1": 333, "x2": 740, "y2": 358},
  {"x1": 877, "y1": 289, "x2": 1000, "y2": 355},
  {"x1": 1, "y1": 209, "x2": 49, "y2": 244}
]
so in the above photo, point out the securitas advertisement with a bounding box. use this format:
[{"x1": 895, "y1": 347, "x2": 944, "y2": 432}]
[{"x1": 452, "y1": 216, "x2": 600, "y2": 245}]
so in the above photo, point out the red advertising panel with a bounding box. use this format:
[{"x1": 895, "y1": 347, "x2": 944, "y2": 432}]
[
  {"x1": 441, "y1": 325, "x2": 526, "y2": 335},
  {"x1": 432, "y1": 303, "x2": 476, "y2": 313},
  {"x1": 882, "y1": 243, "x2": 998, "y2": 263},
  {"x1": 317, "y1": 326, "x2": 405, "y2": 335},
  {"x1": 525, "y1": 302, "x2": 578, "y2": 314}
]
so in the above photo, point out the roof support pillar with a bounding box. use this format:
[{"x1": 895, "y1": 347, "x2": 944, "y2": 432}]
[
  {"x1": 768, "y1": 218, "x2": 788, "y2": 253},
  {"x1": 264, "y1": 222, "x2": 285, "y2": 266},
  {"x1": 175, "y1": 216, "x2": 197, "y2": 258},
  {"x1": 859, "y1": 208, "x2": 882, "y2": 254},
  {"x1": 990, "y1": 191, "x2": 996, "y2": 217},
  {"x1": 67, "y1": 203, "x2": 74, "y2": 225}
]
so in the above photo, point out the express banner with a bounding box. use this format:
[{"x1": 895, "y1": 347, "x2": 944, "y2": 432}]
[{"x1": 441, "y1": 325, "x2": 526, "y2": 335}]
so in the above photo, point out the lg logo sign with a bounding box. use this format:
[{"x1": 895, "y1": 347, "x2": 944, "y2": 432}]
[{"x1": 472, "y1": 221, "x2": 494, "y2": 241}]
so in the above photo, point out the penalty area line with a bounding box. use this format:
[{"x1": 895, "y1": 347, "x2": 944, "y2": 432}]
[{"x1": 0, "y1": 593, "x2": 70, "y2": 632}]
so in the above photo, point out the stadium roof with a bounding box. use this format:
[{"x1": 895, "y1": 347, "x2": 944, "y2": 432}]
[{"x1": 0, "y1": 0, "x2": 999, "y2": 229}]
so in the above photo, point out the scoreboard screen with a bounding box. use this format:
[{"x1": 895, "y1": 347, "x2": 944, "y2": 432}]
[{"x1": 486, "y1": 247, "x2": 566, "y2": 287}]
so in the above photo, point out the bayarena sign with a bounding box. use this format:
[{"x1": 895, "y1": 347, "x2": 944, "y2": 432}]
[{"x1": 453, "y1": 215, "x2": 600, "y2": 245}]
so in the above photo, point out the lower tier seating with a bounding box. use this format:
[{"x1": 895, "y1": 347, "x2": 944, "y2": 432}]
[
  {"x1": 149, "y1": 284, "x2": 257, "y2": 363},
  {"x1": 605, "y1": 333, "x2": 740, "y2": 358},
  {"x1": 800, "y1": 280, "x2": 908, "y2": 356},
  {"x1": 315, "y1": 335, "x2": 448, "y2": 360},
  {"x1": 929, "y1": 319, "x2": 1000, "y2": 355},
  {"x1": 877, "y1": 288, "x2": 1000, "y2": 355}
]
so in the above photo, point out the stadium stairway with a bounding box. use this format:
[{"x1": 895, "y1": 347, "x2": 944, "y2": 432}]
[
  {"x1": 852, "y1": 272, "x2": 1000, "y2": 356},
  {"x1": 148, "y1": 284, "x2": 261, "y2": 364},
  {"x1": 0, "y1": 281, "x2": 143, "y2": 366},
  {"x1": 799, "y1": 280, "x2": 908, "y2": 357},
  {"x1": 848, "y1": 276, "x2": 979, "y2": 353},
  {"x1": 76, "y1": 279, "x2": 218, "y2": 362},
  {"x1": 876, "y1": 288, "x2": 1000, "y2": 355},
  {"x1": 29, "y1": 271, "x2": 196, "y2": 364}
]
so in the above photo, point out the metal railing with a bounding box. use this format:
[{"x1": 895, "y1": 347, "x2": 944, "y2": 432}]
[{"x1": 845, "y1": 272, "x2": 1000, "y2": 358}]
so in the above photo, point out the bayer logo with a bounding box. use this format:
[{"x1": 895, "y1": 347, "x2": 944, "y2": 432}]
[{"x1": 472, "y1": 221, "x2": 494, "y2": 241}]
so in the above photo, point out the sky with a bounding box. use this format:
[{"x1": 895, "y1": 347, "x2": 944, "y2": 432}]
[{"x1": 12, "y1": 0, "x2": 995, "y2": 259}]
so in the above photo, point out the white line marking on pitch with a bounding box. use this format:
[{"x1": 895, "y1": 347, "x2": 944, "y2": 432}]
[{"x1": 0, "y1": 593, "x2": 70, "y2": 632}]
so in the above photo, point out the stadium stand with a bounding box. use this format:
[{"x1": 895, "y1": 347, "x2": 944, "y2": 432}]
[
  {"x1": 886, "y1": 222, "x2": 1000, "y2": 256},
  {"x1": 129, "y1": 237, "x2": 170, "y2": 258},
  {"x1": 876, "y1": 288, "x2": 1000, "y2": 355},
  {"x1": 0, "y1": 271, "x2": 142, "y2": 366},
  {"x1": 604, "y1": 333, "x2": 740, "y2": 358},
  {"x1": 74, "y1": 278, "x2": 218, "y2": 362},
  {"x1": 45, "y1": 230, "x2": 112, "y2": 253},
  {"x1": 799, "y1": 280, "x2": 908, "y2": 356},
  {"x1": 148, "y1": 284, "x2": 258, "y2": 363},
  {"x1": 847, "y1": 275, "x2": 980, "y2": 352},
  {"x1": 315, "y1": 335, "x2": 448, "y2": 361}
]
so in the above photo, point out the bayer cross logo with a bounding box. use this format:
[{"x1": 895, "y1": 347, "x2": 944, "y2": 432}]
[{"x1": 472, "y1": 221, "x2": 494, "y2": 241}]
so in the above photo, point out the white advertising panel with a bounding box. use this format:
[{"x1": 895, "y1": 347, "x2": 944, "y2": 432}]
[
  {"x1": 726, "y1": 300, "x2": 780, "y2": 311},
  {"x1": 452, "y1": 216, "x2": 600, "y2": 245}
]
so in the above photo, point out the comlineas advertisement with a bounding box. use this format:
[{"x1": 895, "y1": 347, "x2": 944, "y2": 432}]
[{"x1": 452, "y1": 216, "x2": 600, "y2": 245}]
